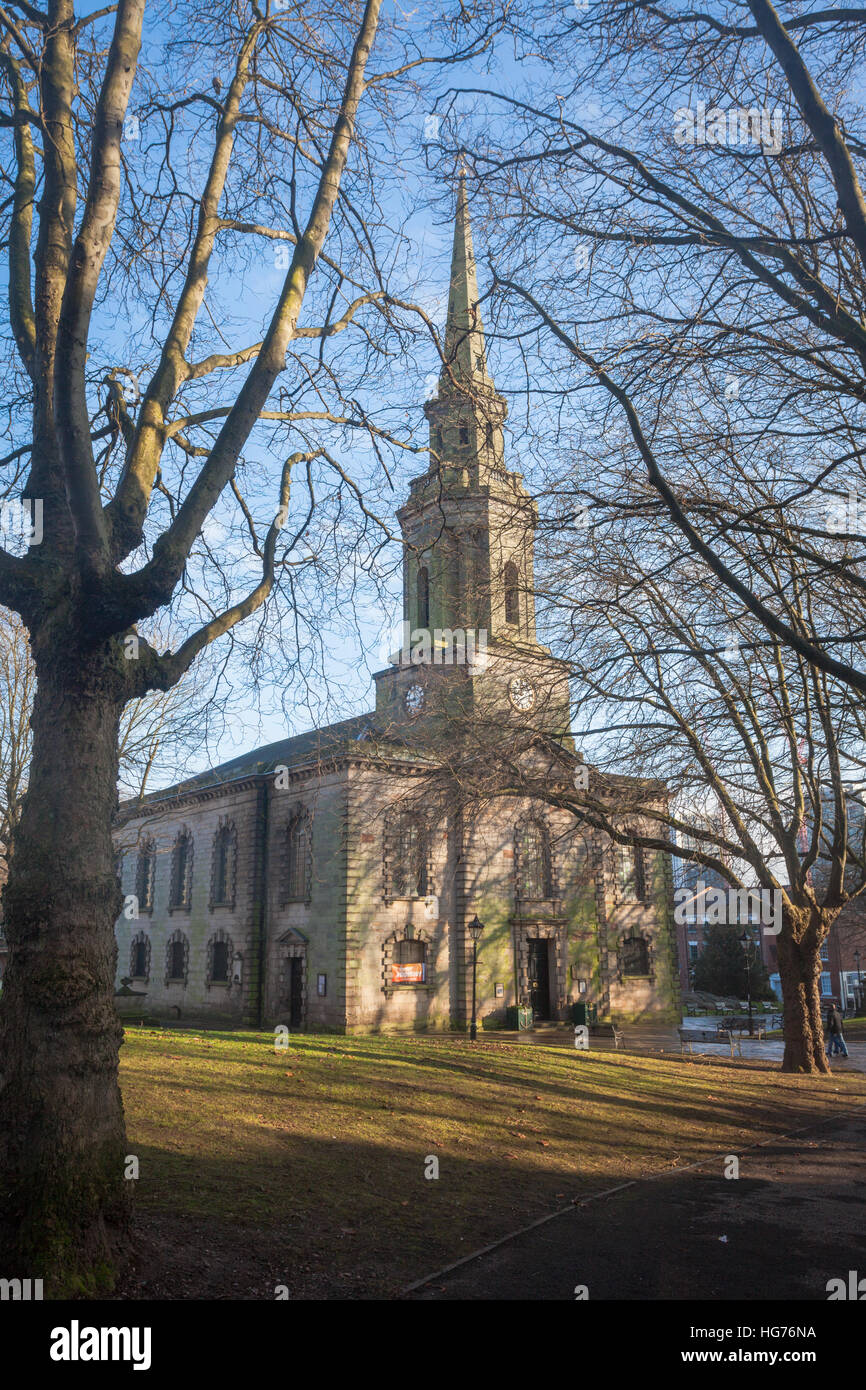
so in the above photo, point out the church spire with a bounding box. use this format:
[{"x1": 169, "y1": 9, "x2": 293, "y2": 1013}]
[
  {"x1": 440, "y1": 171, "x2": 492, "y2": 393},
  {"x1": 396, "y1": 176, "x2": 542, "y2": 667},
  {"x1": 421, "y1": 173, "x2": 507, "y2": 491}
]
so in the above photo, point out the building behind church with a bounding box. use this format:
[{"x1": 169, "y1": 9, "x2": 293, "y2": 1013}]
[{"x1": 113, "y1": 183, "x2": 681, "y2": 1033}]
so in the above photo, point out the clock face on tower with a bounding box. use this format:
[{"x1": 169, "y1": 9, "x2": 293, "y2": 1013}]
[
  {"x1": 404, "y1": 683, "x2": 425, "y2": 715},
  {"x1": 508, "y1": 676, "x2": 536, "y2": 712}
]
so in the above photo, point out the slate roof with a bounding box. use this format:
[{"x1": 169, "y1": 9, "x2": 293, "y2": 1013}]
[
  {"x1": 118, "y1": 710, "x2": 427, "y2": 813},
  {"x1": 177, "y1": 713, "x2": 376, "y2": 788}
]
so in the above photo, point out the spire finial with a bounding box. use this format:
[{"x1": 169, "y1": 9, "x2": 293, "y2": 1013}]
[{"x1": 441, "y1": 168, "x2": 489, "y2": 391}]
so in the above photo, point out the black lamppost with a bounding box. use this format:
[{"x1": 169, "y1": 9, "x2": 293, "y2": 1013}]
[
  {"x1": 855, "y1": 949, "x2": 863, "y2": 1014},
  {"x1": 739, "y1": 928, "x2": 755, "y2": 1035},
  {"x1": 468, "y1": 914, "x2": 485, "y2": 1041}
]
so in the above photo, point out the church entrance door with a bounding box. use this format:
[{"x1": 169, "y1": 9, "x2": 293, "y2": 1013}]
[
  {"x1": 289, "y1": 957, "x2": 303, "y2": 1029},
  {"x1": 527, "y1": 938, "x2": 551, "y2": 1019}
]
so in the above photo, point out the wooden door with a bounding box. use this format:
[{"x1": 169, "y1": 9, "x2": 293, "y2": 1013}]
[{"x1": 527, "y1": 938, "x2": 550, "y2": 1019}]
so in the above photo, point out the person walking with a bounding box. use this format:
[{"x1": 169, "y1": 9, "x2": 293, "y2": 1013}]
[{"x1": 826, "y1": 1003, "x2": 849, "y2": 1058}]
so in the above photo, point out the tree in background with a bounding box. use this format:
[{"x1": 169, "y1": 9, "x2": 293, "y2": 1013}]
[
  {"x1": 442, "y1": 0, "x2": 866, "y2": 694},
  {"x1": 414, "y1": 484, "x2": 866, "y2": 1074},
  {"x1": 692, "y1": 924, "x2": 774, "y2": 1001},
  {"x1": 401, "y1": 0, "x2": 866, "y2": 1072},
  {"x1": 0, "y1": 607, "x2": 220, "y2": 871}
]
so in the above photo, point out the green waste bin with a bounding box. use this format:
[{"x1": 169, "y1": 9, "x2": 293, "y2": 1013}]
[
  {"x1": 505, "y1": 1004, "x2": 533, "y2": 1031},
  {"x1": 571, "y1": 1001, "x2": 587, "y2": 1026}
]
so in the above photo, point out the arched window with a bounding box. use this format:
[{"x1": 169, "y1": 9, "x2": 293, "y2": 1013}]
[
  {"x1": 135, "y1": 838, "x2": 155, "y2": 913},
  {"x1": 485, "y1": 421, "x2": 494, "y2": 449},
  {"x1": 504, "y1": 562, "x2": 520, "y2": 626},
  {"x1": 459, "y1": 424, "x2": 469, "y2": 445},
  {"x1": 285, "y1": 810, "x2": 311, "y2": 902},
  {"x1": 384, "y1": 926, "x2": 432, "y2": 991},
  {"x1": 393, "y1": 936, "x2": 427, "y2": 984},
  {"x1": 211, "y1": 821, "x2": 237, "y2": 907},
  {"x1": 620, "y1": 931, "x2": 650, "y2": 976},
  {"x1": 617, "y1": 843, "x2": 645, "y2": 900},
  {"x1": 516, "y1": 818, "x2": 552, "y2": 899},
  {"x1": 207, "y1": 931, "x2": 233, "y2": 985},
  {"x1": 635, "y1": 848, "x2": 647, "y2": 900},
  {"x1": 130, "y1": 931, "x2": 150, "y2": 981},
  {"x1": 431, "y1": 426, "x2": 441, "y2": 454},
  {"x1": 390, "y1": 815, "x2": 428, "y2": 898},
  {"x1": 417, "y1": 566, "x2": 430, "y2": 630},
  {"x1": 165, "y1": 929, "x2": 189, "y2": 986},
  {"x1": 213, "y1": 941, "x2": 228, "y2": 980},
  {"x1": 169, "y1": 828, "x2": 193, "y2": 910}
]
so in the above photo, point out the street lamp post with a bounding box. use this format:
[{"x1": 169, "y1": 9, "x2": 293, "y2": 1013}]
[
  {"x1": 739, "y1": 928, "x2": 755, "y2": 1036},
  {"x1": 467, "y1": 914, "x2": 485, "y2": 1041}
]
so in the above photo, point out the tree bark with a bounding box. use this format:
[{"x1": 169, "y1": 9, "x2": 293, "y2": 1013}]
[
  {"x1": 0, "y1": 656, "x2": 131, "y2": 1294},
  {"x1": 777, "y1": 913, "x2": 831, "y2": 1074}
]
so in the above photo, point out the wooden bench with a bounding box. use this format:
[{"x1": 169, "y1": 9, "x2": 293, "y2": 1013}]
[
  {"x1": 589, "y1": 1022, "x2": 624, "y2": 1049},
  {"x1": 678, "y1": 1025, "x2": 743, "y2": 1058},
  {"x1": 678, "y1": 1025, "x2": 715, "y2": 1051},
  {"x1": 721, "y1": 1016, "x2": 765, "y2": 1040}
]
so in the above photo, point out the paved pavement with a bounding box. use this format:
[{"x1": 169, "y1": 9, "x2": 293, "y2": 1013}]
[
  {"x1": 407, "y1": 1114, "x2": 866, "y2": 1300},
  {"x1": 485, "y1": 1016, "x2": 866, "y2": 1070}
]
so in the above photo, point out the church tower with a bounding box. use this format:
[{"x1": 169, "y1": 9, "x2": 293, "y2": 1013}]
[{"x1": 373, "y1": 175, "x2": 572, "y2": 743}]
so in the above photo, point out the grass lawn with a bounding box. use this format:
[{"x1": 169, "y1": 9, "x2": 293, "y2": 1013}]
[{"x1": 118, "y1": 1026, "x2": 866, "y2": 1299}]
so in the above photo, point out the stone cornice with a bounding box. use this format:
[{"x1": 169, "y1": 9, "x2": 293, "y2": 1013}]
[{"x1": 113, "y1": 746, "x2": 437, "y2": 827}]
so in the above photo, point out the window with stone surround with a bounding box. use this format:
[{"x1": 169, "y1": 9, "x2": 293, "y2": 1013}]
[
  {"x1": 393, "y1": 935, "x2": 427, "y2": 983},
  {"x1": 504, "y1": 562, "x2": 520, "y2": 626},
  {"x1": 382, "y1": 926, "x2": 433, "y2": 994},
  {"x1": 635, "y1": 846, "x2": 647, "y2": 900},
  {"x1": 385, "y1": 813, "x2": 429, "y2": 900},
  {"x1": 619, "y1": 930, "x2": 651, "y2": 978},
  {"x1": 210, "y1": 819, "x2": 237, "y2": 908},
  {"x1": 515, "y1": 816, "x2": 552, "y2": 900},
  {"x1": 206, "y1": 929, "x2": 234, "y2": 987},
  {"x1": 561, "y1": 827, "x2": 593, "y2": 896},
  {"x1": 165, "y1": 929, "x2": 189, "y2": 986},
  {"x1": 130, "y1": 931, "x2": 150, "y2": 981},
  {"x1": 283, "y1": 806, "x2": 312, "y2": 904},
  {"x1": 169, "y1": 827, "x2": 193, "y2": 911},
  {"x1": 135, "y1": 838, "x2": 155, "y2": 914},
  {"x1": 616, "y1": 842, "x2": 647, "y2": 901},
  {"x1": 417, "y1": 566, "x2": 430, "y2": 629}
]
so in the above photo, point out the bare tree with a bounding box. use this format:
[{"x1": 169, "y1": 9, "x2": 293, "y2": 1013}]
[
  {"x1": 0, "y1": 0, "x2": 504, "y2": 1292},
  {"x1": 0, "y1": 607, "x2": 222, "y2": 839},
  {"x1": 420, "y1": 484, "x2": 866, "y2": 1073},
  {"x1": 438, "y1": 0, "x2": 866, "y2": 692}
]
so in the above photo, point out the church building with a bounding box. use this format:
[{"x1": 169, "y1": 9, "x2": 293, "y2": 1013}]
[{"x1": 113, "y1": 183, "x2": 680, "y2": 1033}]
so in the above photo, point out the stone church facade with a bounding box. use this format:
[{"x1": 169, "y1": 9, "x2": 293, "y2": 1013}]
[{"x1": 113, "y1": 183, "x2": 680, "y2": 1033}]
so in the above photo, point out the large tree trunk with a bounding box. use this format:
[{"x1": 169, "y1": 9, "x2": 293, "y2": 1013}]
[
  {"x1": 0, "y1": 657, "x2": 130, "y2": 1294},
  {"x1": 777, "y1": 909, "x2": 830, "y2": 1074}
]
